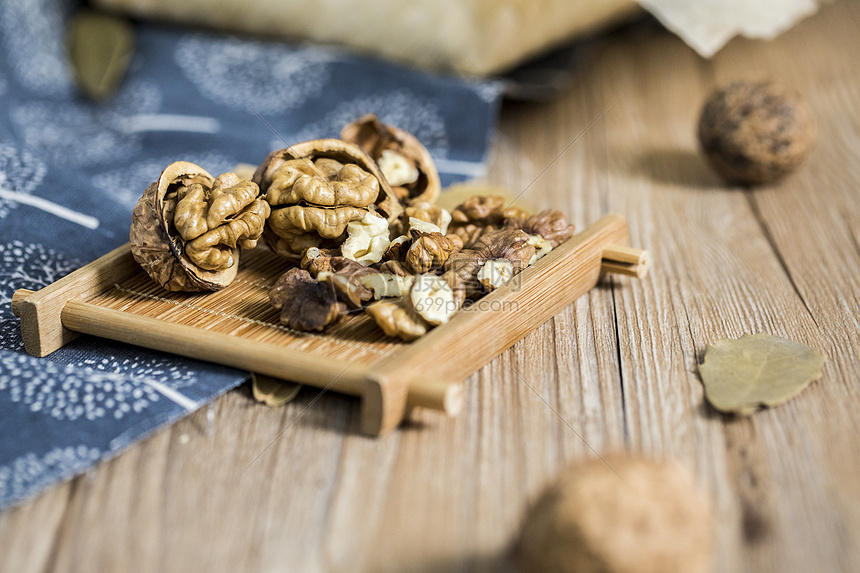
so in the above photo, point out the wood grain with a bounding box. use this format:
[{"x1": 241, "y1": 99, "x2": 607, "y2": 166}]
[{"x1": 2, "y1": 1, "x2": 860, "y2": 571}]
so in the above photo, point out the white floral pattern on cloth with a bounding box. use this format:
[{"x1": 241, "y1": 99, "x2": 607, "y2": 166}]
[
  {"x1": 11, "y1": 80, "x2": 163, "y2": 166},
  {"x1": 0, "y1": 241, "x2": 80, "y2": 352},
  {"x1": 289, "y1": 89, "x2": 450, "y2": 156},
  {"x1": 0, "y1": 445, "x2": 101, "y2": 508},
  {"x1": 175, "y1": 36, "x2": 334, "y2": 115},
  {"x1": 92, "y1": 152, "x2": 238, "y2": 207},
  {"x1": 0, "y1": 142, "x2": 47, "y2": 220},
  {"x1": 76, "y1": 355, "x2": 200, "y2": 391},
  {"x1": 0, "y1": 0, "x2": 501, "y2": 512},
  {"x1": 0, "y1": 0, "x2": 75, "y2": 98},
  {"x1": 0, "y1": 353, "x2": 163, "y2": 421}
]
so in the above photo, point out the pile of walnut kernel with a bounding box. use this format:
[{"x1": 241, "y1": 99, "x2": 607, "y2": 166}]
[{"x1": 130, "y1": 115, "x2": 575, "y2": 341}]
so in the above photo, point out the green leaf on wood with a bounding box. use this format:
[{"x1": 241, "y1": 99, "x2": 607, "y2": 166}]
[
  {"x1": 699, "y1": 333, "x2": 825, "y2": 415},
  {"x1": 251, "y1": 373, "x2": 302, "y2": 407},
  {"x1": 68, "y1": 10, "x2": 135, "y2": 101}
]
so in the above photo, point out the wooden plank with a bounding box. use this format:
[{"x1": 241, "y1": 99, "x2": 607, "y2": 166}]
[{"x1": 1, "y1": 3, "x2": 859, "y2": 572}]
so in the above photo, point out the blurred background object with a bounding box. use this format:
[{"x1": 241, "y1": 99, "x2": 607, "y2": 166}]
[{"x1": 92, "y1": 0, "x2": 823, "y2": 76}]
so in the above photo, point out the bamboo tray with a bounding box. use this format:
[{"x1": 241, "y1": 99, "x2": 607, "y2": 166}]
[{"x1": 11, "y1": 213, "x2": 648, "y2": 436}]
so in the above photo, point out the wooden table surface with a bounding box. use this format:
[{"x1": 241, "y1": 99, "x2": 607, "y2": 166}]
[{"x1": 2, "y1": 2, "x2": 859, "y2": 571}]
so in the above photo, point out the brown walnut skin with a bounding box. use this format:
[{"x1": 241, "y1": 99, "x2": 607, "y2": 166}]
[
  {"x1": 323, "y1": 256, "x2": 379, "y2": 308},
  {"x1": 130, "y1": 161, "x2": 268, "y2": 292},
  {"x1": 254, "y1": 139, "x2": 403, "y2": 262},
  {"x1": 269, "y1": 268, "x2": 346, "y2": 332},
  {"x1": 517, "y1": 456, "x2": 712, "y2": 573},
  {"x1": 442, "y1": 229, "x2": 535, "y2": 306},
  {"x1": 698, "y1": 81, "x2": 816, "y2": 186},
  {"x1": 505, "y1": 209, "x2": 575, "y2": 248},
  {"x1": 405, "y1": 230, "x2": 455, "y2": 274},
  {"x1": 448, "y1": 195, "x2": 531, "y2": 248},
  {"x1": 341, "y1": 114, "x2": 440, "y2": 207}
]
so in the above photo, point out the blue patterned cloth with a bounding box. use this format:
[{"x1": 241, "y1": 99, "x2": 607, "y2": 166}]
[{"x1": 0, "y1": 0, "x2": 501, "y2": 510}]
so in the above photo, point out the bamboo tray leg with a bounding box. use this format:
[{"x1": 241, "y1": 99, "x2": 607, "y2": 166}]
[{"x1": 14, "y1": 244, "x2": 141, "y2": 357}]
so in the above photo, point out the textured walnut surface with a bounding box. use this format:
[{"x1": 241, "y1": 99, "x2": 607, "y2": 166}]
[
  {"x1": 255, "y1": 139, "x2": 402, "y2": 262},
  {"x1": 517, "y1": 456, "x2": 712, "y2": 573},
  {"x1": 698, "y1": 81, "x2": 816, "y2": 185},
  {"x1": 130, "y1": 161, "x2": 267, "y2": 291},
  {"x1": 269, "y1": 268, "x2": 346, "y2": 331}
]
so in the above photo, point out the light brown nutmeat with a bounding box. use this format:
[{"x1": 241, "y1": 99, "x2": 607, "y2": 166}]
[
  {"x1": 450, "y1": 194, "x2": 506, "y2": 224},
  {"x1": 405, "y1": 230, "x2": 456, "y2": 274},
  {"x1": 470, "y1": 229, "x2": 536, "y2": 272},
  {"x1": 398, "y1": 202, "x2": 451, "y2": 235},
  {"x1": 448, "y1": 195, "x2": 532, "y2": 248},
  {"x1": 505, "y1": 209, "x2": 576, "y2": 248},
  {"x1": 130, "y1": 161, "x2": 268, "y2": 292},
  {"x1": 254, "y1": 138, "x2": 402, "y2": 262},
  {"x1": 365, "y1": 297, "x2": 430, "y2": 342},
  {"x1": 698, "y1": 81, "x2": 816, "y2": 186},
  {"x1": 341, "y1": 114, "x2": 441, "y2": 207},
  {"x1": 517, "y1": 455, "x2": 713, "y2": 573}
]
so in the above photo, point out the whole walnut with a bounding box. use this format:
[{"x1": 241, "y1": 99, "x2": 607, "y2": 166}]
[
  {"x1": 517, "y1": 455, "x2": 712, "y2": 573},
  {"x1": 130, "y1": 161, "x2": 269, "y2": 291},
  {"x1": 698, "y1": 81, "x2": 816, "y2": 186},
  {"x1": 254, "y1": 139, "x2": 402, "y2": 262},
  {"x1": 341, "y1": 114, "x2": 440, "y2": 207}
]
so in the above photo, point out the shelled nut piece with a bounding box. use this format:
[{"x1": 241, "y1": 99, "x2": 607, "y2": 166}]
[
  {"x1": 448, "y1": 194, "x2": 531, "y2": 248},
  {"x1": 254, "y1": 139, "x2": 402, "y2": 262},
  {"x1": 341, "y1": 114, "x2": 440, "y2": 207},
  {"x1": 269, "y1": 268, "x2": 347, "y2": 331},
  {"x1": 443, "y1": 229, "x2": 535, "y2": 305},
  {"x1": 405, "y1": 230, "x2": 456, "y2": 274},
  {"x1": 477, "y1": 259, "x2": 514, "y2": 292},
  {"x1": 506, "y1": 209, "x2": 576, "y2": 248},
  {"x1": 130, "y1": 161, "x2": 269, "y2": 291},
  {"x1": 366, "y1": 297, "x2": 430, "y2": 342},
  {"x1": 341, "y1": 211, "x2": 391, "y2": 265}
]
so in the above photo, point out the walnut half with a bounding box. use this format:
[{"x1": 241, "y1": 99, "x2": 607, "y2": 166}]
[
  {"x1": 255, "y1": 139, "x2": 402, "y2": 263},
  {"x1": 130, "y1": 161, "x2": 269, "y2": 291},
  {"x1": 341, "y1": 114, "x2": 440, "y2": 207}
]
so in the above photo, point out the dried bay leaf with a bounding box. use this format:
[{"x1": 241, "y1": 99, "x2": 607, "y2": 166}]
[
  {"x1": 251, "y1": 373, "x2": 302, "y2": 407},
  {"x1": 68, "y1": 10, "x2": 135, "y2": 101},
  {"x1": 699, "y1": 333, "x2": 825, "y2": 415}
]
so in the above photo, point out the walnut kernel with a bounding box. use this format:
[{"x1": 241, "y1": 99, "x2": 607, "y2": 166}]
[
  {"x1": 269, "y1": 268, "x2": 346, "y2": 331},
  {"x1": 130, "y1": 161, "x2": 268, "y2": 292},
  {"x1": 366, "y1": 298, "x2": 429, "y2": 341},
  {"x1": 477, "y1": 259, "x2": 514, "y2": 292},
  {"x1": 340, "y1": 211, "x2": 391, "y2": 265},
  {"x1": 410, "y1": 274, "x2": 456, "y2": 325}
]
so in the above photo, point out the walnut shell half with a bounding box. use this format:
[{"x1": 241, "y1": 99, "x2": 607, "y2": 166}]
[
  {"x1": 130, "y1": 161, "x2": 268, "y2": 291},
  {"x1": 341, "y1": 114, "x2": 440, "y2": 207}
]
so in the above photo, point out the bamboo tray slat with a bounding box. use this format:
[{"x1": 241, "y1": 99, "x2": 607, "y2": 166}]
[{"x1": 12, "y1": 213, "x2": 647, "y2": 435}]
